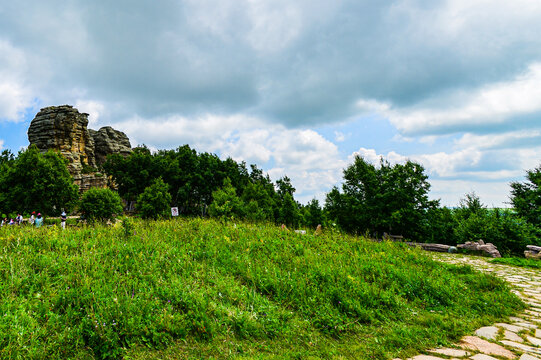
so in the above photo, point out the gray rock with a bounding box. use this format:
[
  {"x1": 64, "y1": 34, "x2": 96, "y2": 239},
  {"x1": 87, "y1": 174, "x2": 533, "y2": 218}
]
[
  {"x1": 457, "y1": 240, "x2": 501, "y2": 258},
  {"x1": 90, "y1": 126, "x2": 132, "y2": 166},
  {"x1": 27, "y1": 105, "x2": 132, "y2": 192}
]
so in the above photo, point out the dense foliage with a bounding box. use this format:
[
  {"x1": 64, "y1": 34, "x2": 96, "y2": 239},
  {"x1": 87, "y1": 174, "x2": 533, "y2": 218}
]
[
  {"x1": 511, "y1": 165, "x2": 541, "y2": 227},
  {"x1": 137, "y1": 178, "x2": 172, "y2": 220},
  {"x1": 325, "y1": 155, "x2": 437, "y2": 239},
  {"x1": 0, "y1": 146, "x2": 79, "y2": 216},
  {"x1": 104, "y1": 145, "x2": 313, "y2": 226},
  {"x1": 0, "y1": 219, "x2": 523, "y2": 359},
  {"x1": 79, "y1": 188, "x2": 124, "y2": 223}
]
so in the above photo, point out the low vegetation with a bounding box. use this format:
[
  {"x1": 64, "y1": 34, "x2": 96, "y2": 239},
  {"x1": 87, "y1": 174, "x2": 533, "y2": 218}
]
[
  {"x1": 491, "y1": 257, "x2": 541, "y2": 269},
  {"x1": 0, "y1": 218, "x2": 524, "y2": 359}
]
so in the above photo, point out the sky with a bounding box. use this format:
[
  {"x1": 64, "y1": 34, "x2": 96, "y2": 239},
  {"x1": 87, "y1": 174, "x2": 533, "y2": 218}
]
[{"x1": 1, "y1": 0, "x2": 541, "y2": 206}]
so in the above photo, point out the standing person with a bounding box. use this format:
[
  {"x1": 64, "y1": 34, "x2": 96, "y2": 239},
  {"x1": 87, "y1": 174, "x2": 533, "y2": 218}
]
[
  {"x1": 60, "y1": 211, "x2": 67, "y2": 229},
  {"x1": 35, "y1": 213, "x2": 43, "y2": 228},
  {"x1": 16, "y1": 214, "x2": 23, "y2": 225},
  {"x1": 29, "y1": 212, "x2": 35, "y2": 226}
]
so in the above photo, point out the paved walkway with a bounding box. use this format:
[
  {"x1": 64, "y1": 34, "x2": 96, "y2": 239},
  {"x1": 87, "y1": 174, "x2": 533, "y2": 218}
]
[{"x1": 393, "y1": 253, "x2": 541, "y2": 360}]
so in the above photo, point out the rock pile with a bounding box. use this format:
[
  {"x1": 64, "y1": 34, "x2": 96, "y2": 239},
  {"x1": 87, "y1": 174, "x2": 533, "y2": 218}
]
[
  {"x1": 457, "y1": 239, "x2": 501, "y2": 258},
  {"x1": 28, "y1": 105, "x2": 132, "y2": 192},
  {"x1": 525, "y1": 245, "x2": 541, "y2": 259}
]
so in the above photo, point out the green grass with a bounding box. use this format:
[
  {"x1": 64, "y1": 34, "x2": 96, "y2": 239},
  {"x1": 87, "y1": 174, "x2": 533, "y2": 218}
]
[
  {"x1": 491, "y1": 256, "x2": 541, "y2": 269},
  {"x1": 0, "y1": 218, "x2": 525, "y2": 359}
]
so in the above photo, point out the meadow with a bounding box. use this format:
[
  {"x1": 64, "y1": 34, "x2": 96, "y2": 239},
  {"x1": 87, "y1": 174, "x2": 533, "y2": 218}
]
[{"x1": 0, "y1": 218, "x2": 524, "y2": 359}]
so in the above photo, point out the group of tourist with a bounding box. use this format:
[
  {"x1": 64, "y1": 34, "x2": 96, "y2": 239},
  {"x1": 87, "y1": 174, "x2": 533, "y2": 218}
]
[{"x1": 1, "y1": 211, "x2": 44, "y2": 228}]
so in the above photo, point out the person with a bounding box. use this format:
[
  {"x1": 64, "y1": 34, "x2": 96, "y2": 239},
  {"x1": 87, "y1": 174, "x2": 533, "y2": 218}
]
[
  {"x1": 16, "y1": 214, "x2": 23, "y2": 225},
  {"x1": 35, "y1": 213, "x2": 43, "y2": 228},
  {"x1": 29, "y1": 212, "x2": 35, "y2": 226},
  {"x1": 60, "y1": 211, "x2": 67, "y2": 229}
]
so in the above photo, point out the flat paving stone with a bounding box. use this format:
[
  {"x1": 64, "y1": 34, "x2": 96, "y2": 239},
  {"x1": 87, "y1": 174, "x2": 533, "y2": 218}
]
[
  {"x1": 500, "y1": 340, "x2": 541, "y2": 355},
  {"x1": 515, "y1": 322, "x2": 538, "y2": 329},
  {"x1": 496, "y1": 323, "x2": 528, "y2": 333},
  {"x1": 460, "y1": 336, "x2": 516, "y2": 359},
  {"x1": 526, "y1": 335, "x2": 541, "y2": 346},
  {"x1": 504, "y1": 330, "x2": 524, "y2": 343},
  {"x1": 427, "y1": 348, "x2": 470, "y2": 357},
  {"x1": 408, "y1": 355, "x2": 447, "y2": 360},
  {"x1": 520, "y1": 354, "x2": 541, "y2": 360},
  {"x1": 475, "y1": 326, "x2": 499, "y2": 340},
  {"x1": 470, "y1": 354, "x2": 500, "y2": 360}
]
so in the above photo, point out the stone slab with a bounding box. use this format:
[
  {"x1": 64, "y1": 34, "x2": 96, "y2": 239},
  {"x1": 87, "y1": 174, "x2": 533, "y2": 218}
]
[
  {"x1": 526, "y1": 335, "x2": 541, "y2": 346},
  {"x1": 504, "y1": 330, "x2": 524, "y2": 343},
  {"x1": 460, "y1": 336, "x2": 516, "y2": 359},
  {"x1": 500, "y1": 340, "x2": 541, "y2": 355},
  {"x1": 470, "y1": 354, "x2": 500, "y2": 360},
  {"x1": 496, "y1": 323, "x2": 527, "y2": 333},
  {"x1": 475, "y1": 326, "x2": 499, "y2": 340},
  {"x1": 428, "y1": 348, "x2": 470, "y2": 357},
  {"x1": 520, "y1": 354, "x2": 541, "y2": 360}
]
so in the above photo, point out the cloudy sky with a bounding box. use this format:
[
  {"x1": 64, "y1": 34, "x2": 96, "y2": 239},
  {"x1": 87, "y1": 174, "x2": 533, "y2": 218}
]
[{"x1": 1, "y1": 0, "x2": 541, "y2": 206}]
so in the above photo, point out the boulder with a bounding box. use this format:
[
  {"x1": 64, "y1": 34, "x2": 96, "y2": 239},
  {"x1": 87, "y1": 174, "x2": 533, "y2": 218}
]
[
  {"x1": 457, "y1": 240, "x2": 501, "y2": 258},
  {"x1": 525, "y1": 245, "x2": 541, "y2": 260}
]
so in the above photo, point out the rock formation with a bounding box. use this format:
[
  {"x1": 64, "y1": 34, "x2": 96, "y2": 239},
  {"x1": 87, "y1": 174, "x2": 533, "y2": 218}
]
[
  {"x1": 525, "y1": 245, "x2": 541, "y2": 259},
  {"x1": 28, "y1": 105, "x2": 132, "y2": 192},
  {"x1": 457, "y1": 239, "x2": 501, "y2": 258},
  {"x1": 89, "y1": 126, "x2": 132, "y2": 165}
]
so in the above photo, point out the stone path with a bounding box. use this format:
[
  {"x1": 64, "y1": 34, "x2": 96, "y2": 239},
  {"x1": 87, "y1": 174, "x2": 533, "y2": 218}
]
[{"x1": 393, "y1": 253, "x2": 541, "y2": 360}]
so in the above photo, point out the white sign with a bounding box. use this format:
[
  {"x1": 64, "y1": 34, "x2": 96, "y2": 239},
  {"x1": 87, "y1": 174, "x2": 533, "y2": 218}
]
[{"x1": 171, "y1": 207, "x2": 179, "y2": 217}]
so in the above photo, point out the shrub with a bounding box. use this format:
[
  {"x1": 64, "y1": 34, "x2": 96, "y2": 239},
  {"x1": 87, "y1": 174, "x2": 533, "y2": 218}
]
[
  {"x1": 137, "y1": 178, "x2": 172, "y2": 220},
  {"x1": 80, "y1": 187, "x2": 123, "y2": 223}
]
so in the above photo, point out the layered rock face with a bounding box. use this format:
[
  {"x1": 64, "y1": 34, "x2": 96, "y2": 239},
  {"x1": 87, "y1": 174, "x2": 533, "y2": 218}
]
[
  {"x1": 89, "y1": 126, "x2": 132, "y2": 165},
  {"x1": 28, "y1": 105, "x2": 132, "y2": 192}
]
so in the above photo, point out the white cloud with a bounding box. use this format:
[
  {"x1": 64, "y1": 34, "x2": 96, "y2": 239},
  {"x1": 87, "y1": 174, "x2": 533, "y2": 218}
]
[
  {"x1": 429, "y1": 179, "x2": 513, "y2": 208},
  {"x1": 74, "y1": 100, "x2": 106, "y2": 128},
  {"x1": 354, "y1": 62, "x2": 541, "y2": 136},
  {"x1": 334, "y1": 131, "x2": 345, "y2": 142},
  {"x1": 454, "y1": 130, "x2": 541, "y2": 150},
  {"x1": 0, "y1": 40, "x2": 33, "y2": 121},
  {"x1": 0, "y1": 139, "x2": 4, "y2": 150}
]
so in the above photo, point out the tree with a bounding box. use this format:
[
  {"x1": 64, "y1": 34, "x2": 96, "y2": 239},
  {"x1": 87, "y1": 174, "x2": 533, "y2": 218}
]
[
  {"x1": 510, "y1": 165, "x2": 541, "y2": 227},
  {"x1": 277, "y1": 193, "x2": 300, "y2": 228},
  {"x1": 80, "y1": 188, "x2": 124, "y2": 223},
  {"x1": 325, "y1": 155, "x2": 437, "y2": 239},
  {"x1": 302, "y1": 198, "x2": 324, "y2": 229},
  {"x1": 103, "y1": 146, "x2": 157, "y2": 202},
  {"x1": 209, "y1": 178, "x2": 245, "y2": 220},
  {"x1": 137, "y1": 178, "x2": 172, "y2": 220},
  {"x1": 0, "y1": 145, "x2": 79, "y2": 215}
]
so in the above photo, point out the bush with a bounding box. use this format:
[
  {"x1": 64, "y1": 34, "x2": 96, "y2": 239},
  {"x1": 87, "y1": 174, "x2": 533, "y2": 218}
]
[
  {"x1": 137, "y1": 178, "x2": 172, "y2": 220},
  {"x1": 80, "y1": 188, "x2": 123, "y2": 223}
]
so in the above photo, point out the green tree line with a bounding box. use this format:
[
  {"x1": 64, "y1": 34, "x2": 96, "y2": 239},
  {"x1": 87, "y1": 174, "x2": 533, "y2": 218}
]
[{"x1": 1, "y1": 144, "x2": 540, "y2": 255}]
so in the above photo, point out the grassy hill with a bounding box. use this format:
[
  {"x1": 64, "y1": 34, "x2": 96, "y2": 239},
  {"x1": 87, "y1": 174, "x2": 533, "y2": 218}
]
[{"x1": 0, "y1": 218, "x2": 524, "y2": 359}]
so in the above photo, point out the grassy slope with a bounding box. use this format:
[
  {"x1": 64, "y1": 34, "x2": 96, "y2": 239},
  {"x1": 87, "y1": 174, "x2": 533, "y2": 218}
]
[{"x1": 0, "y1": 218, "x2": 524, "y2": 359}]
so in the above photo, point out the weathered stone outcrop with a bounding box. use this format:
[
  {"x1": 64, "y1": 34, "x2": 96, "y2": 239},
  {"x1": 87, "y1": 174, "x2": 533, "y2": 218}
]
[
  {"x1": 525, "y1": 245, "x2": 541, "y2": 259},
  {"x1": 457, "y1": 240, "x2": 501, "y2": 258},
  {"x1": 28, "y1": 105, "x2": 132, "y2": 192},
  {"x1": 89, "y1": 126, "x2": 132, "y2": 166}
]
